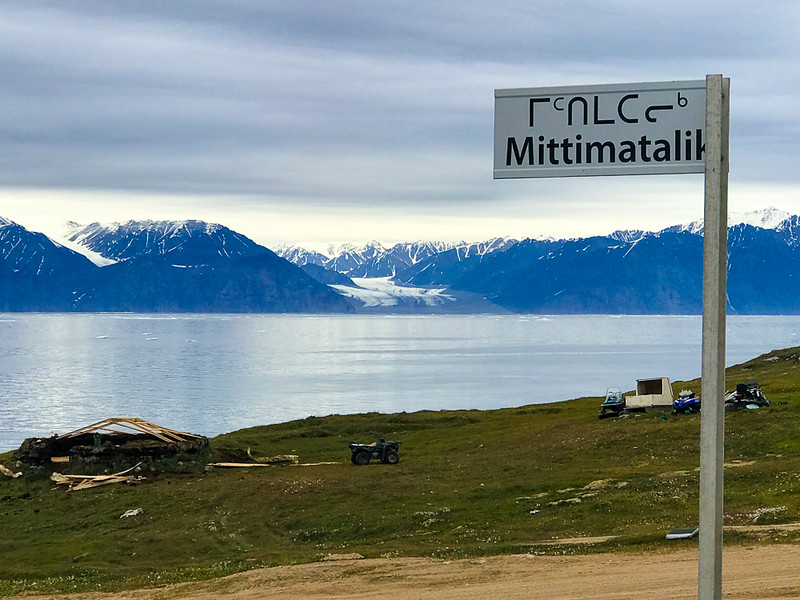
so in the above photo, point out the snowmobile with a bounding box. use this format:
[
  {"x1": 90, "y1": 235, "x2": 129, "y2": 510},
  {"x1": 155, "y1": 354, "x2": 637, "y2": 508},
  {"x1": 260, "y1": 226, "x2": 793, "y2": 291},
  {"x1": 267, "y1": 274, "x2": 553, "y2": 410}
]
[
  {"x1": 673, "y1": 389, "x2": 701, "y2": 414},
  {"x1": 598, "y1": 387, "x2": 626, "y2": 419}
]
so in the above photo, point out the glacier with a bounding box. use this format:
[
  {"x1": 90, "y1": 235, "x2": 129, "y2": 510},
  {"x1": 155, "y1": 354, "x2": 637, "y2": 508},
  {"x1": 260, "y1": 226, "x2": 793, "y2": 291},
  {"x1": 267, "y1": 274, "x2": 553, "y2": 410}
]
[{"x1": 331, "y1": 277, "x2": 456, "y2": 308}]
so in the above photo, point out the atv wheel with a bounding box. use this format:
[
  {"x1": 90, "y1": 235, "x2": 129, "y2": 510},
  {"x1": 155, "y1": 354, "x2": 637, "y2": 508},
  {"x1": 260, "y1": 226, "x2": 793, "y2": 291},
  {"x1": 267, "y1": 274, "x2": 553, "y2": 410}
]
[
  {"x1": 383, "y1": 450, "x2": 400, "y2": 464},
  {"x1": 353, "y1": 451, "x2": 370, "y2": 465}
]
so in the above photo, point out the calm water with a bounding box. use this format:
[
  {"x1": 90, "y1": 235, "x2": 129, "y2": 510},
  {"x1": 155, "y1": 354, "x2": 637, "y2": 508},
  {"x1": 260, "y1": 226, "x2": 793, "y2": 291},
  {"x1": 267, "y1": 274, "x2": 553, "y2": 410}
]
[{"x1": 1, "y1": 313, "x2": 799, "y2": 451}]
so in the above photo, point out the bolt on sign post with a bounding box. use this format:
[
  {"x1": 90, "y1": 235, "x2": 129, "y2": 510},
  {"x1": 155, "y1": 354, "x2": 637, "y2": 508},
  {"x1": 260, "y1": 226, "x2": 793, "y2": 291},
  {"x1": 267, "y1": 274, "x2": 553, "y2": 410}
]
[{"x1": 494, "y1": 75, "x2": 730, "y2": 600}]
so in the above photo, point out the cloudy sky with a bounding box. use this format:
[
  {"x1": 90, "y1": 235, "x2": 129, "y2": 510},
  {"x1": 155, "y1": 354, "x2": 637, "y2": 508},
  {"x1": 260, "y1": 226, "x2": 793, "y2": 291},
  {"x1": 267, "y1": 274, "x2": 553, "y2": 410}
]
[{"x1": 2, "y1": 1, "x2": 799, "y2": 246}]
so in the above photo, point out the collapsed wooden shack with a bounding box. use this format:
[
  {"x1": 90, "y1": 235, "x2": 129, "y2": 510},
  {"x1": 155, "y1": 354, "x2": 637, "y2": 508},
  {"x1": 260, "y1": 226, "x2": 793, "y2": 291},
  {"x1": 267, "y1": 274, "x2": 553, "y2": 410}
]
[{"x1": 15, "y1": 418, "x2": 209, "y2": 469}]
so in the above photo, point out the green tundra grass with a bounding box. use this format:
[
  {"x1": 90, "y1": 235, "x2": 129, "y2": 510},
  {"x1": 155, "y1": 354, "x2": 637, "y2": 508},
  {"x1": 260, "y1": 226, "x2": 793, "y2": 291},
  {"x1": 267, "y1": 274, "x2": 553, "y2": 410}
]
[{"x1": 2, "y1": 346, "x2": 800, "y2": 595}]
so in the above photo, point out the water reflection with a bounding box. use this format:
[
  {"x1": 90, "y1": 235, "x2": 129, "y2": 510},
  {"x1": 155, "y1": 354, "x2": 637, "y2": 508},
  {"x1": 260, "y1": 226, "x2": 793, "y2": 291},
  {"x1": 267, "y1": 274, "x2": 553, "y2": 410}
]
[{"x1": 1, "y1": 314, "x2": 798, "y2": 450}]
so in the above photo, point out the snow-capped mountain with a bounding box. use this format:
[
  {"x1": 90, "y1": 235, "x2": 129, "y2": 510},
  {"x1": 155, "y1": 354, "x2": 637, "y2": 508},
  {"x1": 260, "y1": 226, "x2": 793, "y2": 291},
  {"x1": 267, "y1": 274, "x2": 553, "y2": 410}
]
[
  {"x1": 608, "y1": 230, "x2": 646, "y2": 243},
  {"x1": 0, "y1": 218, "x2": 353, "y2": 313},
  {"x1": 64, "y1": 219, "x2": 266, "y2": 264},
  {"x1": 1, "y1": 218, "x2": 94, "y2": 279},
  {"x1": 276, "y1": 240, "x2": 446, "y2": 278},
  {"x1": 0, "y1": 218, "x2": 97, "y2": 310},
  {"x1": 775, "y1": 215, "x2": 800, "y2": 247},
  {"x1": 325, "y1": 241, "x2": 391, "y2": 276},
  {"x1": 667, "y1": 206, "x2": 792, "y2": 235},
  {"x1": 447, "y1": 237, "x2": 521, "y2": 260},
  {"x1": 732, "y1": 206, "x2": 791, "y2": 229},
  {"x1": 274, "y1": 245, "x2": 330, "y2": 268},
  {"x1": 393, "y1": 206, "x2": 800, "y2": 314},
  {"x1": 6, "y1": 207, "x2": 800, "y2": 314},
  {"x1": 276, "y1": 237, "x2": 520, "y2": 279}
]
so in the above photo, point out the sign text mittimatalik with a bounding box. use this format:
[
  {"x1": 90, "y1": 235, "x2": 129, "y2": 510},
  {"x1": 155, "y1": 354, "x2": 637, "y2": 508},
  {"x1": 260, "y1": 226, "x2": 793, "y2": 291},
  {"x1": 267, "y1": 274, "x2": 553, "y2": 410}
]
[{"x1": 494, "y1": 80, "x2": 706, "y2": 178}]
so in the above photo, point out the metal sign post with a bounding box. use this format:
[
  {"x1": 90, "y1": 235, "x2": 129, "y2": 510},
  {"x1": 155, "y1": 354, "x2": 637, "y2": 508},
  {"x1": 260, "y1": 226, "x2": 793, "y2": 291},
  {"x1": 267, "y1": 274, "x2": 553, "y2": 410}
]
[
  {"x1": 698, "y1": 73, "x2": 730, "y2": 600},
  {"x1": 494, "y1": 74, "x2": 730, "y2": 598}
]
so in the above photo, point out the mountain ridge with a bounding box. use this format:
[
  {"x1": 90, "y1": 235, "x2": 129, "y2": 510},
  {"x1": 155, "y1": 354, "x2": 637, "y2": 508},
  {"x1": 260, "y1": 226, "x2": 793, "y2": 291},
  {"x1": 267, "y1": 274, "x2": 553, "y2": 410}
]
[
  {"x1": 3, "y1": 206, "x2": 800, "y2": 314},
  {"x1": 0, "y1": 218, "x2": 353, "y2": 313}
]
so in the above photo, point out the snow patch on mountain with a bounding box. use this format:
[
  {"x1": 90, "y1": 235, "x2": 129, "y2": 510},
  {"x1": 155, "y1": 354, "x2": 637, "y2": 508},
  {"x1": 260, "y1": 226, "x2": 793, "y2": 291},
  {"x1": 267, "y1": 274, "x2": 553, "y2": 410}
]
[
  {"x1": 450, "y1": 237, "x2": 521, "y2": 260},
  {"x1": 59, "y1": 239, "x2": 117, "y2": 267},
  {"x1": 608, "y1": 230, "x2": 646, "y2": 243},
  {"x1": 58, "y1": 223, "x2": 118, "y2": 266}
]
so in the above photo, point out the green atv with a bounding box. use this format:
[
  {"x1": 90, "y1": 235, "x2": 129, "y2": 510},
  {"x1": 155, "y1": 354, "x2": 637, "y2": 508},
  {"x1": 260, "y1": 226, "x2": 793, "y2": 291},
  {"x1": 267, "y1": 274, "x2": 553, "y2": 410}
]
[{"x1": 349, "y1": 438, "x2": 400, "y2": 465}]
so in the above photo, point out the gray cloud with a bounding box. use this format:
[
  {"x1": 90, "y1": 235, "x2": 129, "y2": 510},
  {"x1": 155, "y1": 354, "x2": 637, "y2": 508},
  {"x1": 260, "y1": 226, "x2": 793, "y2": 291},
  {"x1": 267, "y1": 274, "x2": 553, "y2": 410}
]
[{"x1": 1, "y1": 1, "x2": 799, "y2": 220}]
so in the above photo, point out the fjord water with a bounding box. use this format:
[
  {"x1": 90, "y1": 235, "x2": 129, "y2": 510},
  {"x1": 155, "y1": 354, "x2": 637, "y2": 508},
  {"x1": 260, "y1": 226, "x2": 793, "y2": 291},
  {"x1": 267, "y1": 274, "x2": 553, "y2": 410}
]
[{"x1": 1, "y1": 313, "x2": 799, "y2": 451}]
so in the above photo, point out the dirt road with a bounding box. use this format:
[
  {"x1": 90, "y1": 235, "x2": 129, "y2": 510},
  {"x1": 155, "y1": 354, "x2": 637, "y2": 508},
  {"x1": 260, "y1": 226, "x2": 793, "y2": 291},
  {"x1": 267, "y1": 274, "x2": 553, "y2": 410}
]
[{"x1": 16, "y1": 545, "x2": 800, "y2": 600}]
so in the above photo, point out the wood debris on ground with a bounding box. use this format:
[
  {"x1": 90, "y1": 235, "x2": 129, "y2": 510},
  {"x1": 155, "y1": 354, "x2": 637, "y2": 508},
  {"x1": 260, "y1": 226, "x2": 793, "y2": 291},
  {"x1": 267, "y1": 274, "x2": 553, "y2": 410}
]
[
  {"x1": 247, "y1": 449, "x2": 299, "y2": 464},
  {"x1": 50, "y1": 462, "x2": 146, "y2": 492},
  {"x1": 207, "y1": 459, "x2": 338, "y2": 468},
  {"x1": 208, "y1": 455, "x2": 298, "y2": 468},
  {"x1": 207, "y1": 453, "x2": 299, "y2": 468},
  {"x1": 208, "y1": 462, "x2": 278, "y2": 468},
  {"x1": 0, "y1": 464, "x2": 23, "y2": 478}
]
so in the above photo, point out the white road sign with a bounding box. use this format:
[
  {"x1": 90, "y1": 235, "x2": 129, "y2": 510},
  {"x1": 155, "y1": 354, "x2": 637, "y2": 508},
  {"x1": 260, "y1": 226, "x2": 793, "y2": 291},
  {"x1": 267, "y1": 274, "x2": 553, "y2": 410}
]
[{"x1": 494, "y1": 80, "x2": 706, "y2": 178}]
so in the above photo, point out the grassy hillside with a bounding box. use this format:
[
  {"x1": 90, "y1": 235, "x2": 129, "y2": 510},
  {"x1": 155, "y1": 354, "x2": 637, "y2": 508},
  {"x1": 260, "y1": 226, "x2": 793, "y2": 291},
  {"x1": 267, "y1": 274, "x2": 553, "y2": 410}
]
[{"x1": 3, "y1": 346, "x2": 800, "y2": 595}]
